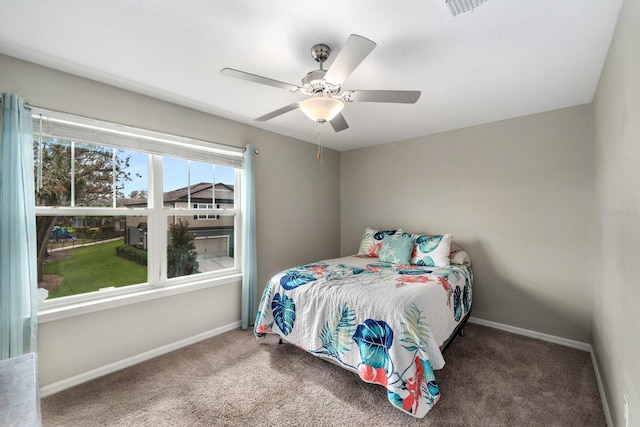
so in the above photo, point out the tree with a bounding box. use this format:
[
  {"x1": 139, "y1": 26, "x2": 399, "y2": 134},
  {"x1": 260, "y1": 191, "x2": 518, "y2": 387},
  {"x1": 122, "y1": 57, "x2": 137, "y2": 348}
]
[
  {"x1": 128, "y1": 189, "x2": 147, "y2": 199},
  {"x1": 167, "y1": 219, "x2": 199, "y2": 278},
  {"x1": 35, "y1": 139, "x2": 136, "y2": 282}
]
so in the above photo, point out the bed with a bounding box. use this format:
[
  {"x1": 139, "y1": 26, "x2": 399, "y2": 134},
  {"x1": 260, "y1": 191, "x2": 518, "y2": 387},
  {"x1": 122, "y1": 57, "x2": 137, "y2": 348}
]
[{"x1": 254, "y1": 228, "x2": 473, "y2": 418}]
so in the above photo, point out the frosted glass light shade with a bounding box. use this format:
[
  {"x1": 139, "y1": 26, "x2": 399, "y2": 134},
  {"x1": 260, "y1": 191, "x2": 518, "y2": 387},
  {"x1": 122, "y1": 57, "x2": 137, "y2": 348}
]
[{"x1": 299, "y1": 96, "x2": 344, "y2": 123}]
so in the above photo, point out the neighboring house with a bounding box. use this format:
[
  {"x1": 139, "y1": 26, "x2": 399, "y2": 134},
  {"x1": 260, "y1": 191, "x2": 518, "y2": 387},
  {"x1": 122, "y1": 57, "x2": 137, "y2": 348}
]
[{"x1": 124, "y1": 182, "x2": 235, "y2": 258}]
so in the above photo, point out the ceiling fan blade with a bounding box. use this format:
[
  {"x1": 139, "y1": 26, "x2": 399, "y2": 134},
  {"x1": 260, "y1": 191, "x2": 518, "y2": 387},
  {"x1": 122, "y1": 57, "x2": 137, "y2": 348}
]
[
  {"x1": 220, "y1": 68, "x2": 301, "y2": 92},
  {"x1": 255, "y1": 102, "x2": 301, "y2": 122},
  {"x1": 324, "y1": 34, "x2": 376, "y2": 84},
  {"x1": 329, "y1": 113, "x2": 349, "y2": 132},
  {"x1": 345, "y1": 90, "x2": 421, "y2": 104}
]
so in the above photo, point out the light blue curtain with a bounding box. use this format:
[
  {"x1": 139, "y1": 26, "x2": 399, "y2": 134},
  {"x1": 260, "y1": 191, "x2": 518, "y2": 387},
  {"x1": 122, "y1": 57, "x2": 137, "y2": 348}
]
[
  {"x1": 0, "y1": 93, "x2": 37, "y2": 359},
  {"x1": 241, "y1": 144, "x2": 257, "y2": 330}
]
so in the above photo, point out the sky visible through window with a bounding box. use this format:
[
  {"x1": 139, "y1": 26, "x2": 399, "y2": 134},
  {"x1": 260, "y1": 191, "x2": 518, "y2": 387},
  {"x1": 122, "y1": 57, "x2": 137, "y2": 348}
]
[{"x1": 122, "y1": 151, "x2": 235, "y2": 197}]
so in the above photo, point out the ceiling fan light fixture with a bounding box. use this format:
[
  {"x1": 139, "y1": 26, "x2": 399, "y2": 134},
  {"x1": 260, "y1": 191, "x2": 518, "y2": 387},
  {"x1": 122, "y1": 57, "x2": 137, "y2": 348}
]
[
  {"x1": 221, "y1": 34, "x2": 418, "y2": 133},
  {"x1": 299, "y1": 95, "x2": 344, "y2": 123}
]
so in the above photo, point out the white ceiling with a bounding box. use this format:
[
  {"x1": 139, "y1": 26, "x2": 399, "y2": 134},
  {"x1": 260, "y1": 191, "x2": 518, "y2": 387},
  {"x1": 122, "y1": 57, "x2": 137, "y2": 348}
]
[{"x1": 0, "y1": 0, "x2": 623, "y2": 151}]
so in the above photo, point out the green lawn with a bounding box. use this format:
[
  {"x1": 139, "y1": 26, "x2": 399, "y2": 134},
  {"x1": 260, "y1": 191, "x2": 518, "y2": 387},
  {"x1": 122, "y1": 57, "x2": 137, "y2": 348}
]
[{"x1": 44, "y1": 239, "x2": 148, "y2": 299}]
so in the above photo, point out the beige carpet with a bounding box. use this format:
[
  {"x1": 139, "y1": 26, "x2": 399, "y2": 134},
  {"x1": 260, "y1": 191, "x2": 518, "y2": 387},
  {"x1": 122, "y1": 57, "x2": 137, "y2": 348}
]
[{"x1": 41, "y1": 323, "x2": 606, "y2": 426}]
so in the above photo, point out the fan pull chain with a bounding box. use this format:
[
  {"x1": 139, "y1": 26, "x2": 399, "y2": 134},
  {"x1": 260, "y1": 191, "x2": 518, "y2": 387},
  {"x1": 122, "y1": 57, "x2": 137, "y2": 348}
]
[{"x1": 316, "y1": 127, "x2": 323, "y2": 164}]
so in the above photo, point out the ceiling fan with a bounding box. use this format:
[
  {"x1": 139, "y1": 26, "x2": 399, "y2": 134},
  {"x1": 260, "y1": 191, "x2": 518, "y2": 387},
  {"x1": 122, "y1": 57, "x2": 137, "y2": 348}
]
[{"x1": 220, "y1": 34, "x2": 421, "y2": 132}]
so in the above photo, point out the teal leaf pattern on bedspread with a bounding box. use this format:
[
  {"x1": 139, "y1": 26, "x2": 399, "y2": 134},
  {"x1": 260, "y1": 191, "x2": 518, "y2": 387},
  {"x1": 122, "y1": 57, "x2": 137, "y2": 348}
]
[
  {"x1": 254, "y1": 257, "x2": 473, "y2": 418},
  {"x1": 400, "y1": 304, "x2": 430, "y2": 354},
  {"x1": 254, "y1": 280, "x2": 274, "y2": 335},
  {"x1": 463, "y1": 285, "x2": 471, "y2": 314},
  {"x1": 315, "y1": 304, "x2": 356, "y2": 360},
  {"x1": 280, "y1": 271, "x2": 316, "y2": 290},
  {"x1": 453, "y1": 286, "x2": 462, "y2": 321},
  {"x1": 272, "y1": 293, "x2": 296, "y2": 335},
  {"x1": 353, "y1": 319, "x2": 394, "y2": 370},
  {"x1": 395, "y1": 267, "x2": 432, "y2": 275}
]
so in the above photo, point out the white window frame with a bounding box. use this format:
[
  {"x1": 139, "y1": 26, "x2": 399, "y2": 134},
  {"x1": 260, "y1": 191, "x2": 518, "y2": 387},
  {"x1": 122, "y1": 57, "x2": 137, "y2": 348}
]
[{"x1": 34, "y1": 109, "x2": 245, "y2": 323}]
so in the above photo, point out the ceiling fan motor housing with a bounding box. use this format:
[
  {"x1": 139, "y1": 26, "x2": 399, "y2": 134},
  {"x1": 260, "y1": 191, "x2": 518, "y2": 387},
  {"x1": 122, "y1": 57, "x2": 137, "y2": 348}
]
[
  {"x1": 311, "y1": 44, "x2": 330, "y2": 64},
  {"x1": 302, "y1": 69, "x2": 332, "y2": 94},
  {"x1": 303, "y1": 44, "x2": 341, "y2": 96}
]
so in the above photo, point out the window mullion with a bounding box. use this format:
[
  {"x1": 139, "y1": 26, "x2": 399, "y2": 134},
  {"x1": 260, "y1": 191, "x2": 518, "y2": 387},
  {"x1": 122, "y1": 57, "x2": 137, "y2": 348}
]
[
  {"x1": 149, "y1": 154, "x2": 166, "y2": 285},
  {"x1": 70, "y1": 141, "x2": 75, "y2": 207},
  {"x1": 112, "y1": 148, "x2": 117, "y2": 208},
  {"x1": 187, "y1": 160, "x2": 191, "y2": 207},
  {"x1": 212, "y1": 167, "x2": 216, "y2": 207}
]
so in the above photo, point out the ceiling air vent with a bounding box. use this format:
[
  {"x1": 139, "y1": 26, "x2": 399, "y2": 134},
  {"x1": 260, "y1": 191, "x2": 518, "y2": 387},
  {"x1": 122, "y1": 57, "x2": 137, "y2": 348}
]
[{"x1": 446, "y1": 0, "x2": 490, "y2": 16}]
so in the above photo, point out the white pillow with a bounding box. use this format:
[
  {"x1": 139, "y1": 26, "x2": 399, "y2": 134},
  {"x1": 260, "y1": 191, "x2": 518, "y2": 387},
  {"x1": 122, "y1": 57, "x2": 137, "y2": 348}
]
[
  {"x1": 450, "y1": 250, "x2": 471, "y2": 266},
  {"x1": 449, "y1": 241, "x2": 472, "y2": 266}
]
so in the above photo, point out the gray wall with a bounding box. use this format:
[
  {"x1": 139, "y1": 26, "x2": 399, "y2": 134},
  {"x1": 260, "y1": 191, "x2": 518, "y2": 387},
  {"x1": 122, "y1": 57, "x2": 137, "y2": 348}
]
[
  {"x1": 341, "y1": 105, "x2": 592, "y2": 343},
  {"x1": 5, "y1": 8, "x2": 638, "y2": 417},
  {"x1": 0, "y1": 54, "x2": 341, "y2": 387},
  {"x1": 592, "y1": 0, "x2": 640, "y2": 425}
]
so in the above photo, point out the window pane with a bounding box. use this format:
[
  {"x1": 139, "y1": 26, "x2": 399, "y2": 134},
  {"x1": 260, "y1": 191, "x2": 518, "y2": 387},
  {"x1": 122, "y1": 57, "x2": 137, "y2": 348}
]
[
  {"x1": 34, "y1": 138, "x2": 148, "y2": 208},
  {"x1": 163, "y1": 156, "x2": 235, "y2": 204},
  {"x1": 35, "y1": 137, "x2": 72, "y2": 207},
  {"x1": 73, "y1": 142, "x2": 115, "y2": 207},
  {"x1": 118, "y1": 149, "x2": 148, "y2": 206},
  {"x1": 38, "y1": 215, "x2": 148, "y2": 300},
  {"x1": 167, "y1": 215, "x2": 235, "y2": 278},
  {"x1": 163, "y1": 157, "x2": 191, "y2": 194},
  {"x1": 163, "y1": 158, "x2": 215, "y2": 209}
]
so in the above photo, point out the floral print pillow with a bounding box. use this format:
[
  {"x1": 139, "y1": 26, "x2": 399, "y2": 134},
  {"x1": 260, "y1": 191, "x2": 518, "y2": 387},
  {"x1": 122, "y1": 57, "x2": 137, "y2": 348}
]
[
  {"x1": 357, "y1": 227, "x2": 403, "y2": 257},
  {"x1": 410, "y1": 233, "x2": 453, "y2": 267}
]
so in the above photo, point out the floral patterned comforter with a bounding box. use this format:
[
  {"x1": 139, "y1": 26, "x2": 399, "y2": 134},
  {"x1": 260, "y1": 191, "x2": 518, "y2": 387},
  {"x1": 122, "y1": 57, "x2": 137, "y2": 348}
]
[{"x1": 254, "y1": 255, "x2": 473, "y2": 418}]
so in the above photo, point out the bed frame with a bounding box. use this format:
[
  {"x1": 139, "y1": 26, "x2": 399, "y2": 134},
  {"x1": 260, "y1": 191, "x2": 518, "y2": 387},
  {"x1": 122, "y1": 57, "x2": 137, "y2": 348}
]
[{"x1": 441, "y1": 310, "x2": 471, "y2": 353}]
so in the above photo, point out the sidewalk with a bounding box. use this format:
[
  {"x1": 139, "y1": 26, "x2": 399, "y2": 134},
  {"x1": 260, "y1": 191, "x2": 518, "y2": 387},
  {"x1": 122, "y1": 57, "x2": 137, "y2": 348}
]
[{"x1": 48, "y1": 237, "x2": 123, "y2": 252}]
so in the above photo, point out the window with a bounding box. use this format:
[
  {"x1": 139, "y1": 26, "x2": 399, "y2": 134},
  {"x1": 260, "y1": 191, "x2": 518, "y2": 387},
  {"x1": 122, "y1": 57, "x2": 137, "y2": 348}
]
[
  {"x1": 194, "y1": 204, "x2": 219, "y2": 220},
  {"x1": 33, "y1": 109, "x2": 244, "y2": 307}
]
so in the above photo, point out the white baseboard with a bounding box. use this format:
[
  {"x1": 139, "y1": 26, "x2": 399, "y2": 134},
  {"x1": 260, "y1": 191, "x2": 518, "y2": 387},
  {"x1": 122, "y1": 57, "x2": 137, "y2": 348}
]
[
  {"x1": 468, "y1": 316, "x2": 590, "y2": 351},
  {"x1": 590, "y1": 349, "x2": 613, "y2": 427},
  {"x1": 40, "y1": 320, "x2": 242, "y2": 398},
  {"x1": 468, "y1": 316, "x2": 611, "y2": 426}
]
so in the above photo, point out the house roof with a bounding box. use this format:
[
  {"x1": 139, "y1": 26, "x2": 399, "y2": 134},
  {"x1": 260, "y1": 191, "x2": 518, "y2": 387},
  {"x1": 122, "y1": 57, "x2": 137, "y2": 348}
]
[
  {"x1": 164, "y1": 182, "x2": 234, "y2": 203},
  {"x1": 122, "y1": 182, "x2": 234, "y2": 207}
]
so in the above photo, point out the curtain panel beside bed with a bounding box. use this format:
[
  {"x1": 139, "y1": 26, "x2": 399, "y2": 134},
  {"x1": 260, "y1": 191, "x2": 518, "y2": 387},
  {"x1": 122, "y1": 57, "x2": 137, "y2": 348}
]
[{"x1": 241, "y1": 144, "x2": 257, "y2": 330}]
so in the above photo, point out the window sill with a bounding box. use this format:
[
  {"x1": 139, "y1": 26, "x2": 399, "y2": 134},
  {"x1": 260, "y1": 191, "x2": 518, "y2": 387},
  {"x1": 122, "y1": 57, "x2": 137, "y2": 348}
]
[{"x1": 37, "y1": 272, "x2": 243, "y2": 324}]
